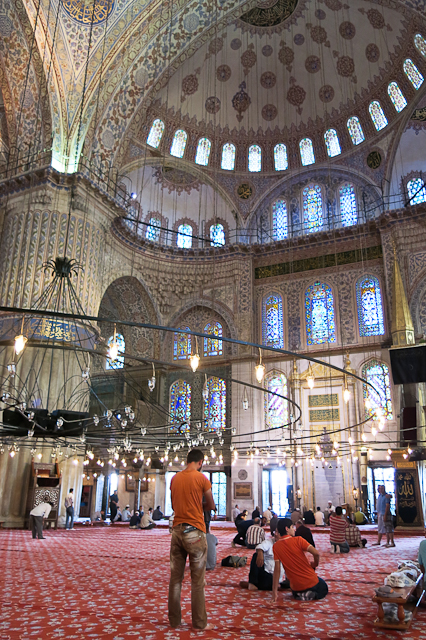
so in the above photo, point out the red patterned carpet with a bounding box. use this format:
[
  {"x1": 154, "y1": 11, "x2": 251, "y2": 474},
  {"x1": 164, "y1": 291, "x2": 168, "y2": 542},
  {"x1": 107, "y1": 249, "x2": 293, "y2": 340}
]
[{"x1": 1, "y1": 527, "x2": 425, "y2": 639}]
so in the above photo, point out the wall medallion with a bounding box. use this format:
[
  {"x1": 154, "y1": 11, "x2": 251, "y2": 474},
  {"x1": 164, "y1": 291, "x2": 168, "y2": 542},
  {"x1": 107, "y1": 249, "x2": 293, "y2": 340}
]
[
  {"x1": 366, "y1": 150, "x2": 382, "y2": 169},
  {"x1": 237, "y1": 183, "x2": 253, "y2": 199}
]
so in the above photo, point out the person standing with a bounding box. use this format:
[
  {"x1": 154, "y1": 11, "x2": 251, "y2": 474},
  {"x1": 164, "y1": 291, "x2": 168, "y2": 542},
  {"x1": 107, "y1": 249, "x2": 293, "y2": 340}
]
[
  {"x1": 30, "y1": 501, "x2": 53, "y2": 539},
  {"x1": 384, "y1": 491, "x2": 395, "y2": 548},
  {"x1": 373, "y1": 485, "x2": 387, "y2": 546},
  {"x1": 168, "y1": 449, "x2": 215, "y2": 631},
  {"x1": 65, "y1": 488, "x2": 74, "y2": 530},
  {"x1": 110, "y1": 489, "x2": 119, "y2": 522}
]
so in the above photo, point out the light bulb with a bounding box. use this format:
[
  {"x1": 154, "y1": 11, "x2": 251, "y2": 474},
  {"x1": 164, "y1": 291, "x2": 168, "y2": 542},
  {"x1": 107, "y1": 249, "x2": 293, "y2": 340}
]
[
  {"x1": 371, "y1": 427, "x2": 377, "y2": 436},
  {"x1": 148, "y1": 376, "x2": 156, "y2": 392},
  {"x1": 408, "y1": 447, "x2": 413, "y2": 454},
  {"x1": 307, "y1": 375, "x2": 314, "y2": 390},
  {"x1": 10, "y1": 450, "x2": 16, "y2": 458},
  {"x1": 255, "y1": 363, "x2": 265, "y2": 383},
  {"x1": 362, "y1": 432, "x2": 367, "y2": 442},
  {"x1": 348, "y1": 437, "x2": 353, "y2": 446},
  {"x1": 387, "y1": 448, "x2": 392, "y2": 455},
  {"x1": 73, "y1": 457, "x2": 78, "y2": 465},
  {"x1": 14, "y1": 334, "x2": 27, "y2": 355},
  {"x1": 108, "y1": 341, "x2": 118, "y2": 361},
  {"x1": 365, "y1": 397, "x2": 371, "y2": 410},
  {"x1": 242, "y1": 387, "x2": 249, "y2": 410},
  {"x1": 343, "y1": 386, "x2": 350, "y2": 403},
  {"x1": 403, "y1": 453, "x2": 408, "y2": 459},
  {"x1": 189, "y1": 353, "x2": 200, "y2": 372}
]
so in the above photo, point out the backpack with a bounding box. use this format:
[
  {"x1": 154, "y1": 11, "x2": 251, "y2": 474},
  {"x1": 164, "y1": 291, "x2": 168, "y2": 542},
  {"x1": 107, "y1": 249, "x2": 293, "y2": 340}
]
[{"x1": 221, "y1": 555, "x2": 247, "y2": 568}]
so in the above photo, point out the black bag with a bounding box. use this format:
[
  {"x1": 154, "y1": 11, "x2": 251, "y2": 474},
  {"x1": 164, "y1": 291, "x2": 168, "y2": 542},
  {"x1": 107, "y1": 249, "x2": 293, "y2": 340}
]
[{"x1": 221, "y1": 555, "x2": 247, "y2": 568}]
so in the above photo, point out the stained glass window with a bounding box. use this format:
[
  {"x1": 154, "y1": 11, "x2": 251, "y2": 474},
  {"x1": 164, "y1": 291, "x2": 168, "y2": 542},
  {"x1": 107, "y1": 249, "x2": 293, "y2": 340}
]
[
  {"x1": 369, "y1": 101, "x2": 388, "y2": 131},
  {"x1": 303, "y1": 185, "x2": 323, "y2": 233},
  {"x1": 347, "y1": 117, "x2": 365, "y2": 145},
  {"x1": 262, "y1": 294, "x2": 284, "y2": 349},
  {"x1": 305, "y1": 281, "x2": 336, "y2": 345},
  {"x1": 106, "y1": 333, "x2": 125, "y2": 370},
  {"x1": 272, "y1": 199, "x2": 288, "y2": 241},
  {"x1": 299, "y1": 138, "x2": 315, "y2": 166},
  {"x1": 204, "y1": 377, "x2": 226, "y2": 431},
  {"x1": 324, "y1": 129, "x2": 341, "y2": 157},
  {"x1": 173, "y1": 327, "x2": 191, "y2": 360},
  {"x1": 362, "y1": 360, "x2": 393, "y2": 420},
  {"x1": 339, "y1": 184, "x2": 357, "y2": 227},
  {"x1": 274, "y1": 144, "x2": 288, "y2": 171},
  {"x1": 403, "y1": 59, "x2": 424, "y2": 90},
  {"x1": 195, "y1": 138, "x2": 211, "y2": 166},
  {"x1": 264, "y1": 371, "x2": 288, "y2": 430},
  {"x1": 146, "y1": 217, "x2": 161, "y2": 242},
  {"x1": 177, "y1": 224, "x2": 192, "y2": 248},
  {"x1": 169, "y1": 380, "x2": 191, "y2": 430},
  {"x1": 414, "y1": 33, "x2": 426, "y2": 58},
  {"x1": 248, "y1": 144, "x2": 262, "y2": 172},
  {"x1": 170, "y1": 129, "x2": 187, "y2": 158},
  {"x1": 407, "y1": 177, "x2": 426, "y2": 204},
  {"x1": 356, "y1": 276, "x2": 385, "y2": 337},
  {"x1": 221, "y1": 143, "x2": 236, "y2": 170},
  {"x1": 210, "y1": 223, "x2": 225, "y2": 246},
  {"x1": 147, "y1": 119, "x2": 165, "y2": 148},
  {"x1": 203, "y1": 322, "x2": 223, "y2": 357},
  {"x1": 388, "y1": 82, "x2": 407, "y2": 112}
]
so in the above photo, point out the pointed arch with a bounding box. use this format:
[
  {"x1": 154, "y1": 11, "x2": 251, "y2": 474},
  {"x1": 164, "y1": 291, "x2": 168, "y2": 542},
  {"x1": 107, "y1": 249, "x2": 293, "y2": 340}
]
[
  {"x1": 356, "y1": 275, "x2": 385, "y2": 336},
  {"x1": 264, "y1": 370, "x2": 288, "y2": 430},
  {"x1": 169, "y1": 379, "x2": 191, "y2": 429},
  {"x1": 362, "y1": 359, "x2": 393, "y2": 420},
  {"x1": 262, "y1": 293, "x2": 284, "y2": 349},
  {"x1": 305, "y1": 281, "x2": 336, "y2": 345},
  {"x1": 204, "y1": 376, "x2": 226, "y2": 431}
]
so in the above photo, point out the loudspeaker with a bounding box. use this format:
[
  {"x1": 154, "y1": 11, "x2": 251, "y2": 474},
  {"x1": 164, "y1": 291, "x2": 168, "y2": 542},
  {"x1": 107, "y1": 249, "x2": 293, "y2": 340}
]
[
  {"x1": 224, "y1": 465, "x2": 231, "y2": 477},
  {"x1": 401, "y1": 406, "x2": 417, "y2": 445},
  {"x1": 389, "y1": 345, "x2": 426, "y2": 385}
]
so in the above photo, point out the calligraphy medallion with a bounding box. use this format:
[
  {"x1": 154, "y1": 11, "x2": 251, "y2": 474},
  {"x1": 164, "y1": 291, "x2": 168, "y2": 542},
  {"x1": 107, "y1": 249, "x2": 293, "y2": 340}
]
[{"x1": 62, "y1": 0, "x2": 115, "y2": 25}]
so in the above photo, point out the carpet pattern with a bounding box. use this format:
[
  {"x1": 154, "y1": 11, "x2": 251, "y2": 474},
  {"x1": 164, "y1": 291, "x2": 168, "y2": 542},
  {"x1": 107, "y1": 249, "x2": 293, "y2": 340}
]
[{"x1": 1, "y1": 528, "x2": 425, "y2": 639}]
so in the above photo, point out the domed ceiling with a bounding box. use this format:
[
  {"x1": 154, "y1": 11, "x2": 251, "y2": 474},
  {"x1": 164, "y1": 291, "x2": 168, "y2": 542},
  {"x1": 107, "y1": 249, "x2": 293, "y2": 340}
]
[{"x1": 147, "y1": 0, "x2": 412, "y2": 138}]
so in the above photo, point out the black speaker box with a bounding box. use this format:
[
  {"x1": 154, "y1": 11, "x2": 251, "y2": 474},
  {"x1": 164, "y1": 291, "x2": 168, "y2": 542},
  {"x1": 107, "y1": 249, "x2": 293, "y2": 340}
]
[{"x1": 389, "y1": 345, "x2": 426, "y2": 385}]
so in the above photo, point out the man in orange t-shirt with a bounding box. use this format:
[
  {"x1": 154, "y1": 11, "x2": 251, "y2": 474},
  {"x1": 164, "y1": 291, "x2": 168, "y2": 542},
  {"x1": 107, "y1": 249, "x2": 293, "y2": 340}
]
[
  {"x1": 272, "y1": 518, "x2": 328, "y2": 602},
  {"x1": 168, "y1": 449, "x2": 216, "y2": 630}
]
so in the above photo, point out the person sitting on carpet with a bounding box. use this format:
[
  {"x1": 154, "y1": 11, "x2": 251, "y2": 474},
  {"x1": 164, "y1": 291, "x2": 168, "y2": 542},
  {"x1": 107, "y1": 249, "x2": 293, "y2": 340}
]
[
  {"x1": 314, "y1": 507, "x2": 325, "y2": 527},
  {"x1": 206, "y1": 532, "x2": 218, "y2": 570},
  {"x1": 90, "y1": 510, "x2": 105, "y2": 524},
  {"x1": 246, "y1": 518, "x2": 265, "y2": 549},
  {"x1": 152, "y1": 505, "x2": 164, "y2": 521},
  {"x1": 252, "y1": 506, "x2": 261, "y2": 519},
  {"x1": 140, "y1": 507, "x2": 156, "y2": 530},
  {"x1": 329, "y1": 506, "x2": 350, "y2": 553},
  {"x1": 291, "y1": 508, "x2": 301, "y2": 525},
  {"x1": 354, "y1": 508, "x2": 368, "y2": 525},
  {"x1": 240, "y1": 533, "x2": 286, "y2": 592},
  {"x1": 129, "y1": 511, "x2": 141, "y2": 529},
  {"x1": 113, "y1": 507, "x2": 123, "y2": 522},
  {"x1": 263, "y1": 506, "x2": 273, "y2": 523},
  {"x1": 122, "y1": 505, "x2": 132, "y2": 522},
  {"x1": 345, "y1": 520, "x2": 367, "y2": 548},
  {"x1": 272, "y1": 518, "x2": 328, "y2": 602},
  {"x1": 418, "y1": 537, "x2": 426, "y2": 574},
  {"x1": 269, "y1": 513, "x2": 278, "y2": 535},
  {"x1": 234, "y1": 511, "x2": 247, "y2": 528},
  {"x1": 232, "y1": 515, "x2": 256, "y2": 547},
  {"x1": 303, "y1": 509, "x2": 315, "y2": 525},
  {"x1": 295, "y1": 519, "x2": 315, "y2": 547}
]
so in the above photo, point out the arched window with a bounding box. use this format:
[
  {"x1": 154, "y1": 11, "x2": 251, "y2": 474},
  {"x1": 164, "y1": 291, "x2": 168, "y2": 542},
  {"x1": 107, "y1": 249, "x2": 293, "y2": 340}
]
[
  {"x1": 299, "y1": 138, "x2": 315, "y2": 166},
  {"x1": 248, "y1": 144, "x2": 262, "y2": 172},
  {"x1": 369, "y1": 101, "x2": 388, "y2": 131},
  {"x1": 170, "y1": 129, "x2": 187, "y2": 158},
  {"x1": 274, "y1": 143, "x2": 288, "y2": 171},
  {"x1": 404, "y1": 59, "x2": 424, "y2": 89},
  {"x1": 146, "y1": 217, "x2": 161, "y2": 242},
  {"x1": 388, "y1": 82, "x2": 407, "y2": 112},
  {"x1": 147, "y1": 119, "x2": 165, "y2": 148},
  {"x1": 173, "y1": 327, "x2": 191, "y2": 360},
  {"x1": 303, "y1": 185, "x2": 323, "y2": 233},
  {"x1": 407, "y1": 177, "x2": 426, "y2": 204},
  {"x1": 305, "y1": 282, "x2": 336, "y2": 345},
  {"x1": 362, "y1": 360, "x2": 393, "y2": 420},
  {"x1": 210, "y1": 223, "x2": 225, "y2": 246},
  {"x1": 177, "y1": 223, "x2": 192, "y2": 249},
  {"x1": 195, "y1": 138, "x2": 211, "y2": 166},
  {"x1": 204, "y1": 376, "x2": 226, "y2": 431},
  {"x1": 203, "y1": 322, "x2": 223, "y2": 357},
  {"x1": 324, "y1": 129, "x2": 341, "y2": 157},
  {"x1": 264, "y1": 371, "x2": 288, "y2": 430},
  {"x1": 339, "y1": 184, "x2": 357, "y2": 227},
  {"x1": 262, "y1": 294, "x2": 284, "y2": 349},
  {"x1": 106, "y1": 333, "x2": 125, "y2": 370},
  {"x1": 169, "y1": 380, "x2": 191, "y2": 429},
  {"x1": 414, "y1": 33, "x2": 426, "y2": 58},
  {"x1": 272, "y1": 199, "x2": 288, "y2": 241},
  {"x1": 221, "y1": 143, "x2": 236, "y2": 170},
  {"x1": 347, "y1": 117, "x2": 365, "y2": 145},
  {"x1": 356, "y1": 276, "x2": 385, "y2": 337}
]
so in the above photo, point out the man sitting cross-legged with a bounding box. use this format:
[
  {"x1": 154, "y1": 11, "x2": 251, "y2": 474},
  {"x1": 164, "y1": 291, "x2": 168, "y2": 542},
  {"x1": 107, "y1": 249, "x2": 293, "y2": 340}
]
[
  {"x1": 272, "y1": 518, "x2": 328, "y2": 602},
  {"x1": 240, "y1": 532, "x2": 289, "y2": 592}
]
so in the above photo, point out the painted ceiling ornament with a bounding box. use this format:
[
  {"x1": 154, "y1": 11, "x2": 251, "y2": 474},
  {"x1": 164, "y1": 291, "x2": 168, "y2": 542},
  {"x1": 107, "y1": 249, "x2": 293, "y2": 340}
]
[
  {"x1": 240, "y1": 0, "x2": 298, "y2": 28},
  {"x1": 366, "y1": 150, "x2": 382, "y2": 170},
  {"x1": 358, "y1": 7, "x2": 392, "y2": 31},
  {"x1": 62, "y1": 0, "x2": 114, "y2": 24},
  {"x1": 217, "y1": 65, "x2": 231, "y2": 82},
  {"x1": 260, "y1": 71, "x2": 277, "y2": 89},
  {"x1": 315, "y1": 9, "x2": 326, "y2": 19},
  {"x1": 231, "y1": 38, "x2": 242, "y2": 50},
  {"x1": 181, "y1": 71, "x2": 200, "y2": 102},
  {"x1": 333, "y1": 51, "x2": 357, "y2": 83},
  {"x1": 262, "y1": 45, "x2": 274, "y2": 56},
  {"x1": 153, "y1": 166, "x2": 200, "y2": 195},
  {"x1": 305, "y1": 55, "x2": 321, "y2": 73},
  {"x1": 241, "y1": 44, "x2": 257, "y2": 75},
  {"x1": 262, "y1": 104, "x2": 278, "y2": 121},
  {"x1": 205, "y1": 96, "x2": 221, "y2": 114},
  {"x1": 306, "y1": 23, "x2": 330, "y2": 47},
  {"x1": 237, "y1": 183, "x2": 253, "y2": 200},
  {"x1": 294, "y1": 33, "x2": 304, "y2": 45},
  {"x1": 319, "y1": 84, "x2": 335, "y2": 103},
  {"x1": 287, "y1": 77, "x2": 306, "y2": 114},
  {"x1": 321, "y1": 0, "x2": 349, "y2": 11},
  {"x1": 278, "y1": 41, "x2": 294, "y2": 71},
  {"x1": 232, "y1": 81, "x2": 251, "y2": 122},
  {"x1": 365, "y1": 43, "x2": 380, "y2": 63},
  {"x1": 339, "y1": 21, "x2": 356, "y2": 39}
]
